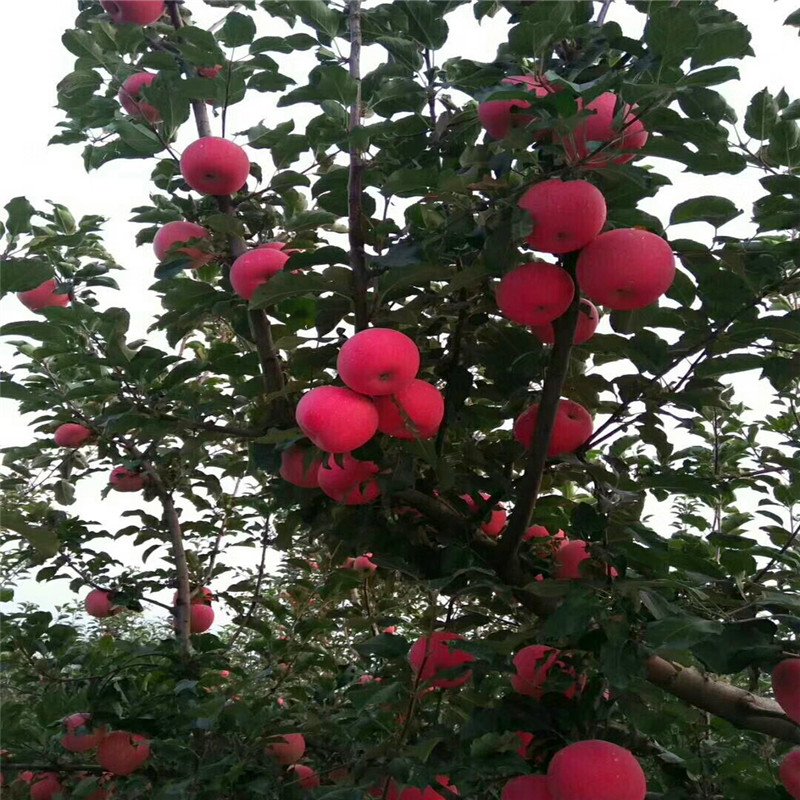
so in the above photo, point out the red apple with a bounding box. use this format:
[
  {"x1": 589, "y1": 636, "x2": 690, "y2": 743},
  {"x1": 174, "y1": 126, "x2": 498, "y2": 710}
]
[
  {"x1": 519, "y1": 179, "x2": 606, "y2": 254},
  {"x1": 781, "y1": 750, "x2": 800, "y2": 799},
  {"x1": 553, "y1": 540, "x2": 618, "y2": 580},
  {"x1": 515, "y1": 731, "x2": 535, "y2": 758},
  {"x1": 61, "y1": 713, "x2": 106, "y2": 753},
  {"x1": 576, "y1": 228, "x2": 675, "y2": 311},
  {"x1": 101, "y1": 1, "x2": 165, "y2": 25},
  {"x1": 530, "y1": 299, "x2": 599, "y2": 346},
  {"x1": 17, "y1": 279, "x2": 70, "y2": 312},
  {"x1": 401, "y1": 776, "x2": 459, "y2": 800},
  {"x1": 511, "y1": 645, "x2": 583, "y2": 700},
  {"x1": 296, "y1": 386, "x2": 378, "y2": 453},
  {"x1": 153, "y1": 221, "x2": 211, "y2": 268},
  {"x1": 502, "y1": 775, "x2": 552, "y2": 800},
  {"x1": 523, "y1": 525, "x2": 566, "y2": 543},
  {"x1": 109, "y1": 466, "x2": 145, "y2": 492},
  {"x1": 54, "y1": 423, "x2": 92, "y2": 448},
  {"x1": 84, "y1": 589, "x2": 120, "y2": 619},
  {"x1": 317, "y1": 453, "x2": 381, "y2": 505},
  {"x1": 189, "y1": 604, "x2": 214, "y2": 633},
  {"x1": 460, "y1": 492, "x2": 507, "y2": 536},
  {"x1": 29, "y1": 773, "x2": 62, "y2": 800},
  {"x1": 287, "y1": 764, "x2": 320, "y2": 789},
  {"x1": 555, "y1": 92, "x2": 648, "y2": 167},
  {"x1": 265, "y1": 733, "x2": 305, "y2": 765},
  {"x1": 408, "y1": 632, "x2": 474, "y2": 689},
  {"x1": 773, "y1": 660, "x2": 800, "y2": 724},
  {"x1": 547, "y1": 740, "x2": 646, "y2": 800},
  {"x1": 172, "y1": 586, "x2": 213, "y2": 605},
  {"x1": 180, "y1": 137, "x2": 251, "y2": 196},
  {"x1": 280, "y1": 445, "x2": 323, "y2": 488},
  {"x1": 514, "y1": 399, "x2": 592, "y2": 457},
  {"x1": 478, "y1": 75, "x2": 555, "y2": 139},
  {"x1": 229, "y1": 248, "x2": 289, "y2": 300},
  {"x1": 198, "y1": 65, "x2": 223, "y2": 79},
  {"x1": 97, "y1": 731, "x2": 151, "y2": 776},
  {"x1": 496, "y1": 262, "x2": 575, "y2": 326},
  {"x1": 373, "y1": 379, "x2": 444, "y2": 440},
  {"x1": 343, "y1": 554, "x2": 377, "y2": 572},
  {"x1": 337, "y1": 328, "x2": 420, "y2": 396},
  {"x1": 118, "y1": 73, "x2": 160, "y2": 123}
]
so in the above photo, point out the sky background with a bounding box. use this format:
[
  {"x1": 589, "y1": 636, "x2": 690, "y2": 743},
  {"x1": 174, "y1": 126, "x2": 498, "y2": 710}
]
[{"x1": 1, "y1": 1, "x2": 798, "y2": 627}]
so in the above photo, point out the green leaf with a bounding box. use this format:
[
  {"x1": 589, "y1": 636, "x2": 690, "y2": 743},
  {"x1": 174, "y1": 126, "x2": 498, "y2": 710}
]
[
  {"x1": 5, "y1": 196, "x2": 36, "y2": 236},
  {"x1": 249, "y1": 270, "x2": 333, "y2": 308},
  {"x1": 114, "y1": 121, "x2": 164, "y2": 155},
  {"x1": 644, "y1": 5, "x2": 699, "y2": 64},
  {"x1": 690, "y1": 21, "x2": 753, "y2": 69},
  {"x1": 669, "y1": 196, "x2": 741, "y2": 228},
  {"x1": 397, "y1": 0, "x2": 449, "y2": 50},
  {"x1": 217, "y1": 11, "x2": 256, "y2": 47},
  {"x1": 354, "y1": 633, "x2": 411, "y2": 659},
  {"x1": 744, "y1": 89, "x2": 779, "y2": 140},
  {"x1": 785, "y1": 8, "x2": 800, "y2": 29},
  {"x1": 278, "y1": 65, "x2": 357, "y2": 107},
  {"x1": 292, "y1": 0, "x2": 346, "y2": 40},
  {"x1": 646, "y1": 616, "x2": 723, "y2": 651}
]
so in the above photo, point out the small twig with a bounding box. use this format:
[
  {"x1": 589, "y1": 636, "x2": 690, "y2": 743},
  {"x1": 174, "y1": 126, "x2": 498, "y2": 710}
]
[
  {"x1": 228, "y1": 524, "x2": 271, "y2": 649},
  {"x1": 752, "y1": 518, "x2": 800, "y2": 584}
]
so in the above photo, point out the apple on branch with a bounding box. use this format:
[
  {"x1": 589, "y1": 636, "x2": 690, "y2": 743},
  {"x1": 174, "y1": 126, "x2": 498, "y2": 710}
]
[
  {"x1": 408, "y1": 632, "x2": 475, "y2": 689},
  {"x1": 229, "y1": 247, "x2": 289, "y2": 300},
  {"x1": 514, "y1": 399, "x2": 593, "y2": 456},
  {"x1": 97, "y1": 731, "x2": 151, "y2": 776},
  {"x1": 180, "y1": 137, "x2": 251, "y2": 196},
  {"x1": 54, "y1": 423, "x2": 92, "y2": 448},
  {"x1": 118, "y1": 73, "x2": 160, "y2": 123},
  {"x1": 153, "y1": 221, "x2": 212, "y2": 269},
  {"x1": 100, "y1": 0, "x2": 165, "y2": 26},
  {"x1": 478, "y1": 75, "x2": 557, "y2": 139},
  {"x1": 496, "y1": 262, "x2": 575, "y2": 326},
  {"x1": 317, "y1": 453, "x2": 381, "y2": 505},
  {"x1": 337, "y1": 327, "x2": 421, "y2": 396},
  {"x1": 296, "y1": 386, "x2": 378, "y2": 453},
  {"x1": 17, "y1": 279, "x2": 70, "y2": 312}
]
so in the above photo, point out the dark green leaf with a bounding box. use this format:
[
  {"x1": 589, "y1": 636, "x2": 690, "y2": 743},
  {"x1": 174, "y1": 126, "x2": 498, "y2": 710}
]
[
  {"x1": 217, "y1": 11, "x2": 256, "y2": 47},
  {"x1": 669, "y1": 196, "x2": 741, "y2": 228}
]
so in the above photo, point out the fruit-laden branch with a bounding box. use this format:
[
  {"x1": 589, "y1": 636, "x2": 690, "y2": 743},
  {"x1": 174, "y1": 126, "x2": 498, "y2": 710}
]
[
  {"x1": 347, "y1": 0, "x2": 370, "y2": 332},
  {"x1": 645, "y1": 656, "x2": 800, "y2": 743},
  {"x1": 495, "y1": 278, "x2": 580, "y2": 573},
  {"x1": 165, "y1": 1, "x2": 290, "y2": 424}
]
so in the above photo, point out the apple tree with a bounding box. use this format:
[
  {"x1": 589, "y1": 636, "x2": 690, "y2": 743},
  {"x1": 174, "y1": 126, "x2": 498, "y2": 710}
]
[{"x1": 2, "y1": 0, "x2": 800, "y2": 798}]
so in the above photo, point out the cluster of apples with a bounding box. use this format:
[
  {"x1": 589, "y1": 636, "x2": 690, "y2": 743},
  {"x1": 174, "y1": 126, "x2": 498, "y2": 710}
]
[
  {"x1": 478, "y1": 75, "x2": 648, "y2": 168},
  {"x1": 772, "y1": 660, "x2": 800, "y2": 798},
  {"x1": 264, "y1": 733, "x2": 321, "y2": 789},
  {"x1": 84, "y1": 586, "x2": 215, "y2": 634},
  {"x1": 280, "y1": 327, "x2": 444, "y2": 504}
]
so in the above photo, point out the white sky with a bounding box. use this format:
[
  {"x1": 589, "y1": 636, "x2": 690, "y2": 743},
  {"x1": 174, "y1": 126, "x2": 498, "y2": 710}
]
[{"x1": 1, "y1": 1, "x2": 798, "y2": 624}]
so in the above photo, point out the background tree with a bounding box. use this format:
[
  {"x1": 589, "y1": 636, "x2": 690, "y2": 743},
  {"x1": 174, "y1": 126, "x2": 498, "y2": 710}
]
[{"x1": 2, "y1": 1, "x2": 800, "y2": 798}]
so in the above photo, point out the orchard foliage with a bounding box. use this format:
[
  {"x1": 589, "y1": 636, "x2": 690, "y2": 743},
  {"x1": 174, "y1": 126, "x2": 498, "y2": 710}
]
[{"x1": 2, "y1": 1, "x2": 800, "y2": 798}]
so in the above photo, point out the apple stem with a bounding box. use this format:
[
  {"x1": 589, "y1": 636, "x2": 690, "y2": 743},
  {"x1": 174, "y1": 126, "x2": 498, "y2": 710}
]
[
  {"x1": 347, "y1": 0, "x2": 370, "y2": 332},
  {"x1": 496, "y1": 262, "x2": 580, "y2": 571}
]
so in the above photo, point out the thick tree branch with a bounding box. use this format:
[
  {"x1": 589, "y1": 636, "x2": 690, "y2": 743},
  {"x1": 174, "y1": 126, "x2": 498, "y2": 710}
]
[
  {"x1": 645, "y1": 656, "x2": 800, "y2": 743},
  {"x1": 495, "y1": 274, "x2": 580, "y2": 572},
  {"x1": 347, "y1": 0, "x2": 369, "y2": 332}
]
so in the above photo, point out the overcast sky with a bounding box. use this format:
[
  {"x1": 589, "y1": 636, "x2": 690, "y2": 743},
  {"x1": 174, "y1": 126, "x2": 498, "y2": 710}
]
[{"x1": 1, "y1": 1, "x2": 798, "y2": 624}]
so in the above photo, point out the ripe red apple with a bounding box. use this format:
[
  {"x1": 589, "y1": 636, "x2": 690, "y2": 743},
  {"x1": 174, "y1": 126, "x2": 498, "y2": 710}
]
[
  {"x1": 296, "y1": 386, "x2": 379, "y2": 453},
  {"x1": 496, "y1": 262, "x2": 575, "y2": 326},
  {"x1": 547, "y1": 740, "x2": 647, "y2": 800},
  {"x1": 17, "y1": 279, "x2": 70, "y2": 312},
  {"x1": 279, "y1": 445, "x2": 323, "y2": 488},
  {"x1": 109, "y1": 466, "x2": 145, "y2": 492},
  {"x1": 180, "y1": 137, "x2": 251, "y2": 196},
  {"x1": 514, "y1": 399, "x2": 592, "y2": 456},
  {"x1": 343, "y1": 553, "x2": 377, "y2": 572},
  {"x1": 118, "y1": 73, "x2": 160, "y2": 123},
  {"x1": 502, "y1": 775, "x2": 552, "y2": 800},
  {"x1": 530, "y1": 299, "x2": 599, "y2": 346},
  {"x1": 511, "y1": 644, "x2": 583, "y2": 699},
  {"x1": 553, "y1": 540, "x2": 618, "y2": 580},
  {"x1": 336, "y1": 328, "x2": 420, "y2": 396},
  {"x1": 54, "y1": 423, "x2": 92, "y2": 448},
  {"x1": 515, "y1": 731, "x2": 535, "y2": 757},
  {"x1": 773, "y1": 659, "x2": 800, "y2": 724},
  {"x1": 265, "y1": 733, "x2": 305, "y2": 765},
  {"x1": 402, "y1": 776, "x2": 459, "y2": 800},
  {"x1": 198, "y1": 65, "x2": 223, "y2": 79},
  {"x1": 523, "y1": 525, "x2": 566, "y2": 543},
  {"x1": 576, "y1": 228, "x2": 675, "y2": 311},
  {"x1": 555, "y1": 92, "x2": 648, "y2": 167},
  {"x1": 97, "y1": 731, "x2": 151, "y2": 776},
  {"x1": 287, "y1": 764, "x2": 320, "y2": 789},
  {"x1": 460, "y1": 492, "x2": 507, "y2": 536},
  {"x1": 188, "y1": 604, "x2": 214, "y2": 633},
  {"x1": 478, "y1": 75, "x2": 555, "y2": 139},
  {"x1": 317, "y1": 453, "x2": 381, "y2": 505},
  {"x1": 229, "y1": 248, "x2": 289, "y2": 300},
  {"x1": 29, "y1": 773, "x2": 62, "y2": 800},
  {"x1": 518, "y1": 180, "x2": 607, "y2": 254},
  {"x1": 373, "y1": 379, "x2": 444, "y2": 440},
  {"x1": 84, "y1": 589, "x2": 120, "y2": 619},
  {"x1": 101, "y1": 1, "x2": 165, "y2": 25},
  {"x1": 408, "y1": 632, "x2": 474, "y2": 689},
  {"x1": 61, "y1": 713, "x2": 106, "y2": 753},
  {"x1": 172, "y1": 586, "x2": 213, "y2": 605},
  {"x1": 780, "y1": 750, "x2": 800, "y2": 800},
  {"x1": 153, "y1": 221, "x2": 212, "y2": 269}
]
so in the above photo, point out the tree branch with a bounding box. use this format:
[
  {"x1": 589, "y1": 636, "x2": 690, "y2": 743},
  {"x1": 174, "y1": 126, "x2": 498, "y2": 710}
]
[
  {"x1": 495, "y1": 269, "x2": 579, "y2": 573},
  {"x1": 159, "y1": 490, "x2": 192, "y2": 654},
  {"x1": 347, "y1": 0, "x2": 369, "y2": 332}
]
